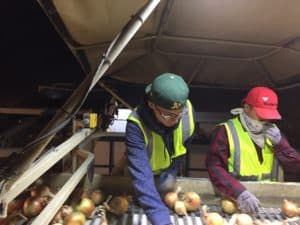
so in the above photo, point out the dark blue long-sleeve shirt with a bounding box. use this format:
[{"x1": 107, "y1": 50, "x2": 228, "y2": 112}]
[{"x1": 126, "y1": 102, "x2": 193, "y2": 225}]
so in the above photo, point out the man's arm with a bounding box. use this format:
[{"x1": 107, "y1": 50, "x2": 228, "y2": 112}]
[
  {"x1": 126, "y1": 121, "x2": 172, "y2": 225},
  {"x1": 272, "y1": 132, "x2": 300, "y2": 172}
]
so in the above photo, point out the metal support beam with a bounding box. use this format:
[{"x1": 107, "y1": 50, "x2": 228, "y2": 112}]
[
  {"x1": 0, "y1": 128, "x2": 93, "y2": 218},
  {"x1": 31, "y1": 150, "x2": 94, "y2": 225}
]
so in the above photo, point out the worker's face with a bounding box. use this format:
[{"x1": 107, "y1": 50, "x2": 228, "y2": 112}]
[
  {"x1": 244, "y1": 104, "x2": 269, "y2": 125},
  {"x1": 148, "y1": 101, "x2": 183, "y2": 127}
]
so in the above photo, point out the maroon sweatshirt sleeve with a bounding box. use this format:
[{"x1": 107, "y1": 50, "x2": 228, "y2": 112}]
[
  {"x1": 205, "y1": 125, "x2": 246, "y2": 198},
  {"x1": 273, "y1": 134, "x2": 300, "y2": 173}
]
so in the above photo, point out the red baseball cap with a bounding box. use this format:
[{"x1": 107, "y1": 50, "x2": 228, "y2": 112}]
[{"x1": 242, "y1": 86, "x2": 281, "y2": 120}]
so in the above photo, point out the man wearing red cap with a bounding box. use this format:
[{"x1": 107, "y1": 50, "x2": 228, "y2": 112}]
[{"x1": 206, "y1": 86, "x2": 300, "y2": 213}]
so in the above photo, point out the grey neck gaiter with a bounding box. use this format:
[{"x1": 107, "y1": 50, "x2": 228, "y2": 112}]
[{"x1": 231, "y1": 108, "x2": 266, "y2": 148}]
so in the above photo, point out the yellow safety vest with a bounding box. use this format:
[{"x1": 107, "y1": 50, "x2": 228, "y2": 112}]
[
  {"x1": 128, "y1": 100, "x2": 195, "y2": 174},
  {"x1": 223, "y1": 117, "x2": 279, "y2": 181}
]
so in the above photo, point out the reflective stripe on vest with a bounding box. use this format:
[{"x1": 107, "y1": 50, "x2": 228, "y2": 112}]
[
  {"x1": 224, "y1": 117, "x2": 278, "y2": 181},
  {"x1": 128, "y1": 100, "x2": 195, "y2": 174}
]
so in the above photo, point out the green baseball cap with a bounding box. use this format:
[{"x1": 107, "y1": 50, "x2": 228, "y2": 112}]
[{"x1": 145, "y1": 73, "x2": 189, "y2": 110}]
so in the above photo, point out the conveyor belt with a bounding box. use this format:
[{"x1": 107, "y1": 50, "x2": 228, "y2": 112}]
[{"x1": 85, "y1": 204, "x2": 300, "y2": 225}]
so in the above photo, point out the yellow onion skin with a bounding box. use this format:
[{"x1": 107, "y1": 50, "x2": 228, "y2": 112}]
[
  {"x1": 52, "y1": 205, "x2": 73, "y2": 224},
  {"x1": 221, "y1": 198, "x2": 238, "y2": 214},
  {"x1": 281, "y1": 199, "x2": 299, "y2": 217},
  {"x1": 61, "y1": 205, "x2": 73, "y2": 218},
  {"x1": 64, "y1": 212, "x2": 86, "y2": 225},
  {"x1": 90, "y1": 189, "x2": 105, "y2": 205},
  {"x1": 22, "y1": 196, "x2": 47, "y2": 218},
  {"x1": 174, "y1": 200, "x2": 187, "y2": 216},
  {"x1": 108, "y1": 196, "x2": 129, "y2": 215},
  {"x1": 182, "y1": 192, "x2": 201, "y2": 211},
  {"x1": 202, "y1": 205, "x2": 224, "y2": 225},
  {"x1": 235, "y1": 213, "x2": 254, "y2": 225},
  {"x1": 205, "y1": 212, "x2": 224, "y2": 225},
  {"x1": 76, "y1": 198, "x2": 95, "y2": 217},
  {"x1": 164, "y1": 192, "x2": 178, "y2": 209},
  {"x1": 81, "y1": 190, "x2": 89, "y2": 199}
]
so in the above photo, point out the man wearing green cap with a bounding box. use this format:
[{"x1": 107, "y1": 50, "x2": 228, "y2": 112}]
[{"x1": 126, "y1": 73, "x2": 195, "y2": 225}]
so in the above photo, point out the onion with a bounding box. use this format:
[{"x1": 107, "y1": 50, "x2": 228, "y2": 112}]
[
  {"x1": 81, "y1": 190, "x2": 88, "y2": 199},
  {"x1": 221, "y1": 198, "x2": 238, "y2": 214},
  {"x1": 182, "y1": 192, "x2": 201, "y2": 211},
  {"x1": 202, "y1": 205, "x2": 224, "y2": 225},
  {"x1": 52, "y1": 205, "x2": 73, "y2": 224},
  {"x1": 90, "y1": 189, "x2": 105, "y2": 205},
  {"x1": 76, "y1": 198, "x2": 95, "y2": 217},
  {"x1": 281, "y1": 199, "x2": 299, "y2": 217},
  {"x1": 64, "y1": 212, "x2": 86, "y2": 225},
  {"x1": 174, "y1": 200, "x2": 187, "y2": 216},
  {"x1": 206, "y1": 213, "x2": 224, "y2": 225},
  {"x1": 107, "y1": 196, "x2": 129, "y2": 215},
  {"x1": 1, "y1": 214, "x2": 20, "y2": 225},
  {"x1": 163, "y1": 186, "x2": 182, "y2": 209},
  {"x1": 235, "y1": 213, "x2": 254, "y2": 225},
  {"x1": 52, "y1": 211, "x2": 63, "y2": 224},
  {"x1": 7, "y1": 199, "x2": 25, "y2": 215},
  {"x1": 22, "y1": 196, "x2": 48, "y2": 218},
  {"x1": 30, "y1": 184, "x2": 55, "y2": 198},
  {"x1": 60, "y1": 205, "x2": 73, "y2": 218},
  {"x1": 164, "y1": 191, "x2": 179, "y2": 209}
]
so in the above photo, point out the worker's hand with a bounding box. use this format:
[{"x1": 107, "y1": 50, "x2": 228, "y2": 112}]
[
  {"x1": 237, "y1": 190, "x2": 260, "y2": 213},
  {"x1": 266, "y1": 126, "x2": 282, "y2": 145},
  {"x1": 157, "y1": 172, "x2": 176, "y2": 194}
]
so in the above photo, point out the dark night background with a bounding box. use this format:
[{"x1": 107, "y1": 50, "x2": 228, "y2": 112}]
[{"x1": 1, "y1": 1, "x2": 83, "y2": 106}]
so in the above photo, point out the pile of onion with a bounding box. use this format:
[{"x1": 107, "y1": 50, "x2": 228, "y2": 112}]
[
  {"x1": 202, "y1": 205, "x2": 224, "y2": 225},
  {"x1": 182, "y1": 191, "x2": 201, "y2": 211},
  {"x1": 221, "y1": 197, "x2": 238, "y2": 214},
  {"x1": 281, "y1": 199, "x2": 299, "y2": 217}
]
